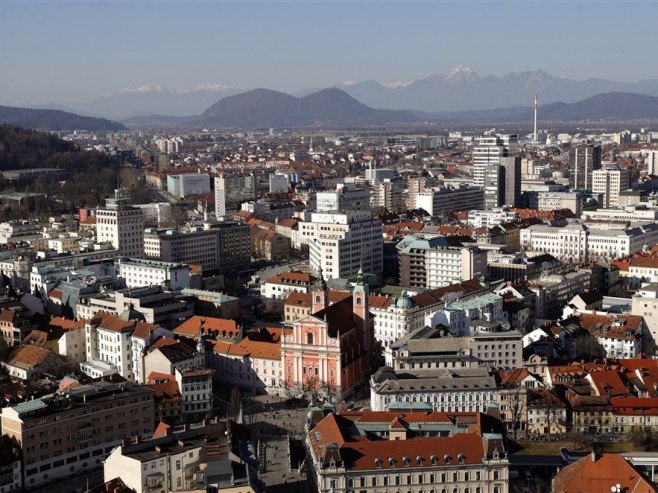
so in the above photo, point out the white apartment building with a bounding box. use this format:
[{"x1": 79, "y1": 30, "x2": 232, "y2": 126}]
[
  {"x1": 260, "y1": 271, "x2": 314, "y2": 300},
  {"x1": 116, "y1": 258, "x2": 190, "y2": 290},
  {"x1": 592, "y1": 166, "x2": 630, "y2": 208},
  {"x1": 472, "y1": 136, "x2": 506, "y2": 188},
  {"x1": 424, "y1": 247, "x2": 487, "y2": 289},
  {"x1": 577, "y1": 313, "x2": 644, "y2": 359},
  {"x1": 104, "y1": 441, "x2": 203, "y2": 493},
  {"x1": 307, "y1": 213, "x2": 383, "y2": 280},
  {"x1": 316, "y1": 183, "x2": 371, "y2": 212},
  {"x1": 214, "y1": 173, "x2": 256, "y2": 217},
  {"x1": 647, "y1": 149, "x2": 658, "y2": 175},
  {"x1": 95, "y1": 190, "x2": 144, "y2": 257},
  {"x1": 143, "y1": 221, "x2": 250, "y2": 275},
  {"x1": 371, "y1": 178, "x2": 403, "y2": 212},
  {"x1": 415, "y1": 186, "x2": 485, "y2": 215},
  {"x1": 0, "y1": 220, "x2": 42, "y2": 244},
  {"x1": 632, "y1": 283, "x2": 658, "y2": 346},
  {"x1": 206, "y1": 331, "x2": 284, "y2": 394}
]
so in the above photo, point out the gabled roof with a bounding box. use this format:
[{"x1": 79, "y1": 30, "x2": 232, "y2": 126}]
[
  {"x1": 553, "y1": 453, "x2": 656, "y2": 493},
  {"x1": 90, "y1": 311, "x2": 137, "y2": 334},
  {"x1": 150, "y1": 340, "x2": 197, "y2": 363},
  {"x1": 5, "y1": 345, "x2": 53, "y2": 369},
  {"x1": 266, "y1": 270, "x2": 315, "y2": 286},
  {"x1": 588, "y1": 370, "x2": 630, "y2": 398}
]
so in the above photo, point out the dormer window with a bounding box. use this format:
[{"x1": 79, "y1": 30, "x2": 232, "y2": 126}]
[
  {"x1": 444, "y1": 454, "x2": 450, "y2": 464},
  {"x1": 416, "y1": 455, "x2": 423, "y2": 465},
  {"x1": 375, "y1": 458, "x2": 382, "y2": 468},
  {"x1": 430, "y1": 455, "x2": 437, "y2": 465},
  {"x1": 402, "y1": 456, "x2": 409, "y2": 466},
  {"x1": 389, "y1": 457, "x2": 395, "y2": 467}
]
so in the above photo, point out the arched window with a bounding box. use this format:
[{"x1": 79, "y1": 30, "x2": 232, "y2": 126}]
[
  {"x1": 356, "y1": 296, "x2": 362, "y2": 305},
  {"x1": 315, "y1": 295, "x2": 321, "y2": 303},
  {"x1": 307, "y1": 332, "x2": 314, "y2": 345}
]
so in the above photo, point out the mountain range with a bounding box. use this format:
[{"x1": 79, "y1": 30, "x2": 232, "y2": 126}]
[
  {"x1": 0, "y1": 106, "x2": 126, "y2": 131},
  {"x1": 49, "y1": 83, "x2": 247, "y2": 120},
  {"x1": 21, "y1": 66, "x2": 658, "y2": 119},
  {"x1": 6, "y1": 88, "x2": 658, "y2": 131},
  {"x1": 199, "y1": 88, "x2": 416, "y2": 128},
  {"x1": 331, "y1": 65, "x2": 658, "y2": 112},
  {"x1": 413, "y1": 92, "x2": 658, "y2": 123}
]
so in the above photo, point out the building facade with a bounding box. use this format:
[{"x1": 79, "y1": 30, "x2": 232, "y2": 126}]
[{"x1": 0, "y1": 381, "x2": 154, "y2": 490}]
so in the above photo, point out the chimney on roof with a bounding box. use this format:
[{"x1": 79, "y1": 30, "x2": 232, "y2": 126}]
[{"x1": 591, "y1": 450, "x2": 596, "y2": 462}]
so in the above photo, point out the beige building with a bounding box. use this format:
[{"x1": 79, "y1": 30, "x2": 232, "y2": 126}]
[
  {"x1": 592, "y1": 165, "x2": 630, "y2": 208},
  {"x1": 306, "y1": 410, "x2": 509, "y2": 493},
  {"x1": 1, "y1": 380, "x2": 154, "y2": 490},
  {"x1": 632, "y1": 282, "x2": 658, "y2": 350},
  {"x1": 95, "y1": 190, "x2": 144, "y2": 258}
]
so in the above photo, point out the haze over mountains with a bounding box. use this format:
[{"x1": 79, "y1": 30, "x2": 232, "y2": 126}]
[
  {"x1": 49, "y1": 84, "x2": 247, "y2": 119},
  {"x1": 23, "y1": 65, "x2": 658, "y2": 119}
]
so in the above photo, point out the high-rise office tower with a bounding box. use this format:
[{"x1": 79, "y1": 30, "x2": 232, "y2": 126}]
[
  {"x1": 571, "y1": 144, "x2": 602, "y2": 191},
  {"x1": 95, "y1": 189, "x2": 144, "y2": 257},
  {"x1": 500, "y1": 156, "x2": 522, "y2": 207},
  {"x1": 214, "y1": 173, "x2": 257, "y2": 217},
  {"x1": 473, "y1": 135, "x2": 519, "y2": 209},
  {"x1": 306, "y1": 183, "x2": 383, "y2": 280},
  {"x1": 592, "y1": 164, "x2": 631, "y2": 208}
]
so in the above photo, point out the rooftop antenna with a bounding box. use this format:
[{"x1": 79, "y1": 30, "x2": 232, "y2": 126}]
[{"x1": 533, "y1": 94, "x2": 538, "y2": 143}]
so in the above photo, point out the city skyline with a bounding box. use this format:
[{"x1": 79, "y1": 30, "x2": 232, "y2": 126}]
[{"x1": 2, "y1": 1, "x2": 658, "y2": 104}]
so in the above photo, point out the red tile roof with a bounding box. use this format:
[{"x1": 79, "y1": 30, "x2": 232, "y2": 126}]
[
  {"x1": 307, "y1": 412, "x2": 499, "y2": 472},
  {"x1": 266, "y1": 270, "x2": 315, "y2": 286},
  {"x1": 553, "y1": 453, "x2": 656, "y2": 493},
  {"x1": 174, "y1": 315, "x2": 239, "y2": 339},
  {"x1": 6, "y1": 345, "x2": 53, "y2": 369},
  {"x1": 611, "y1": 397, "x2": 658, "y2": 415}
]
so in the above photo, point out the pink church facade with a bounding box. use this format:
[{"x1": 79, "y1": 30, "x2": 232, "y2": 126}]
[{"x1": 280, "y1": 276, "x2": 374, "y2": 400}]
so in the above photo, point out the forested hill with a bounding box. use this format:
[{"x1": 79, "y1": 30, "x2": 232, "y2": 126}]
[
  {"x1": 0, "y1": 105, "x2": 126, "y2": 131},
  {"x1": 0, "y1": 124, "x2": 115, "y2": 171}
]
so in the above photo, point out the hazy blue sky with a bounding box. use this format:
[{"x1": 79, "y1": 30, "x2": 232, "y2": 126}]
[{"x1": 1, "y1": 0, "x2": 657, "y2": 103}]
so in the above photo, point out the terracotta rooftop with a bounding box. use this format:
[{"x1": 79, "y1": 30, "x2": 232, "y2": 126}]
[
  {"x1": 307, "y1": 412, "x2": 503, "y2": 472},
  {"x1": 6, "y1": 345, "x2": 53, "y2": 369},
  {"x1": 174, "y1": 315, "x2": 239, "y2": 339},
  {"x1": 266, "y1": 270, "x2": 315, "y2": 286},
  {"x1": 553, "y1": 453, "x2": 656, "y2": 493}
]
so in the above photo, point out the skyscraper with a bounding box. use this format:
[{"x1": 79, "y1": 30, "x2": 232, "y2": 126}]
[
  {"x1": 500, "y1": 156, "x2": 522, "y2": 207},
  {"x1": 571, "y1": 144, "x2": 602, "y2": 191},
  {"x1": 473, "y1": 135, "x2": 519, "y2": 209}
]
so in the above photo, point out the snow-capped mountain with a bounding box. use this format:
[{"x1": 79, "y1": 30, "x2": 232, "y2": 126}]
[
  {"x1": 328, "y1": 66, "x2": 658, "y2": 112},
  {"x1": 63, "y1": 83, "x2": 248, "y2": 119}
]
